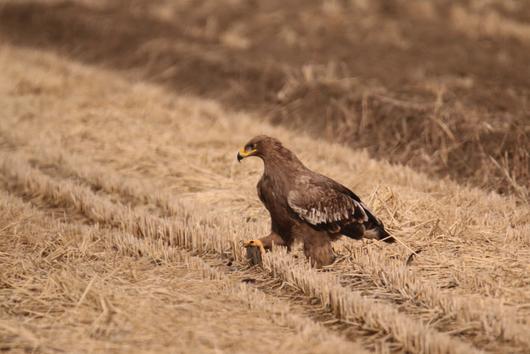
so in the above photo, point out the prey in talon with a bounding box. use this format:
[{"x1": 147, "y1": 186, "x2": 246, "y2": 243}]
[{"x1": 237, "y1": 135, "x2": 394, "y2": 268}]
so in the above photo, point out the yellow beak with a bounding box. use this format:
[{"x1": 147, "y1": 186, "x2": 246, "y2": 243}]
[{"x1": 237, "y1": 148, "x2": 257, "y2": 162}]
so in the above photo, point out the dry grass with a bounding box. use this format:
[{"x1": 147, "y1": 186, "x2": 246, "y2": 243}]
[
  {"x1": 0, "y1": 44, "x2": 528, "y2": 354},
  {"x1": 0, "y1": 154, "x2": 481, "y2": 354},
  {"x1": 450, "y1": 3, "x2": 530, "y2": 43},
  {"x1": 7, "y1": 139, "x2": 530, "y2": 348},
  {"x1": 0, "y1": 191, "x2": 366, "y2": 354}
]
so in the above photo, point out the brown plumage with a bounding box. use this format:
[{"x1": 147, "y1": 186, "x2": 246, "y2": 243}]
[{"x1": 238, "y1": 135, "x2": 394, "y2": 268}]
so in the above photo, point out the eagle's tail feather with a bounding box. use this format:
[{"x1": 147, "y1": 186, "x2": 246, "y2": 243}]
[
  {"x1": 363, "y1": 207, "x2": 395, "y2": 243},
  {"x1": 376, "y1": 226, "x2": 395, "y2": 243},
  {"x1": 363, "y1": 226, "x2": 395, "y2": 243}
]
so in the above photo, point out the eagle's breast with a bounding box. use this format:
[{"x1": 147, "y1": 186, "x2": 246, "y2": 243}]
[{"x1": 257, "y1": 171, "x2": 295, "y2": 230}]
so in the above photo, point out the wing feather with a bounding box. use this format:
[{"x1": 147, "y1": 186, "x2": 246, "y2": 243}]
[{"x1": 287, "y1": 175, "x2": 370, "y2": 229}]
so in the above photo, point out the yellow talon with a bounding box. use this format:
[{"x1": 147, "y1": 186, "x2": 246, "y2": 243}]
[
  {"x1": 243, "y1": 239, "x2": 266, "y2": 266},
  {"x1": 243, "y1": 239, "x2": 266, "y2": 254}
]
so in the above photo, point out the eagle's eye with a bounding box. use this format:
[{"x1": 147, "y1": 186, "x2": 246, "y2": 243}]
[{"x1": 246, "y1": 143, "x2": 256, "y2": 151}]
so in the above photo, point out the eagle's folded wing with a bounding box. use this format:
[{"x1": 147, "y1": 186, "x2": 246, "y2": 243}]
[{"x1": 287, "y1": 180, "x2": 369, "y2": 228}]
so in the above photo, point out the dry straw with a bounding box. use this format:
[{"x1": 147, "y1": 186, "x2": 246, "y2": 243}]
[
  {"x1": 0, "y1": 153, "x2": 484, "y2": 354},
  {"x1": 1, "y1": 43, "x2": 528, "y2": 354}
]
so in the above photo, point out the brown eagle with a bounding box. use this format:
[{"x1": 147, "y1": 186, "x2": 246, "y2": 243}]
[{"x1": 237, "y1": 135, "x2": 394, "y2": 268}]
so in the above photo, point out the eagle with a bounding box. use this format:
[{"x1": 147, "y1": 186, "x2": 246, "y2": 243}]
[{"x1": 237, "y1": 135, "x2": 394, "y2": 268}]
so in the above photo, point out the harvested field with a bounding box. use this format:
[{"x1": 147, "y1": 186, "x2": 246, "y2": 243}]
[{"x1": 0, "y1": 1, "x2": 529, "y2": 353}]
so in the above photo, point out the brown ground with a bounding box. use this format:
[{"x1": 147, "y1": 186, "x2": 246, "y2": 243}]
[
  {"x1": 0, "y1": 0, "x2": 528, "y2": 198},
  {"x1": 0, "y1": 1, "x2": 529, "y2": 353}
]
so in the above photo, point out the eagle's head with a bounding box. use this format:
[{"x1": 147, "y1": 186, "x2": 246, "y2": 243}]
[{"x1": 237, "y1": 135, "x2": 282, "y2": 162}]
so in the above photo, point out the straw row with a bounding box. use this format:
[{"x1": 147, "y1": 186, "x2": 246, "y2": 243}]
[
  {"x1": 16, "y1": 143, "x2": 529, "y2": 350},
  {"x1": 0, "y1": 152, "x2": 482, "y2": 354}
]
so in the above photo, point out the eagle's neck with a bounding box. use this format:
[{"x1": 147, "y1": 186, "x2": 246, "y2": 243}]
[{"x1": 262, "y1": 146, "x2": 305, "y2": 177}]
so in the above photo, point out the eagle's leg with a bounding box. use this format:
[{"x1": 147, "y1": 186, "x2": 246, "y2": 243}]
[
  {"x1": 243, "y1": 232, "x2": 286, "y2": 265},
  {"x1": 243, "y1": 232, "x2": 285, "y2": 251},
  {"x1": 258, "y1": 232, "x2": 287, "y2": 249},
  {"x1": 302, "y1": 232, "x2": 335, "y2": 268}
]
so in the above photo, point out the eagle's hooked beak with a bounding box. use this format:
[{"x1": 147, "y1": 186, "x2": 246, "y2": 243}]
[{"x1": 237, "y1": 148, "x2": 257, "y2": 162}]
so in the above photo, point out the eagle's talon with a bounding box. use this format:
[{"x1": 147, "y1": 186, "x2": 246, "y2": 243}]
[
  {"x1": 243, "y1": 239, "x2": 266, "y2": 254},
  {"x1": 243, "y1": 239, "x2": 266, "y2": 266}
]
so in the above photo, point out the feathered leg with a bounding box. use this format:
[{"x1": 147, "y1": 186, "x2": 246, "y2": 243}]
[
  {"x1": 259, "y1": 232, "x2": 287, "y2": 249},
  {"x1": 243, "y1": 231, "x2": 286, "y2": 250},
  {"x1": 302, "y1": 230, "x2": 335, "y2": 268}
]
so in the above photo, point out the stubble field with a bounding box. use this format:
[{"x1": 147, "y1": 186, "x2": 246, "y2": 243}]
[{"x1": 0, "y1": 1, "x2": 529, "y2": 353}]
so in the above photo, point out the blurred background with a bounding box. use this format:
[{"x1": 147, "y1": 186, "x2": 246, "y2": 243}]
[{"x1": 1, "y1": 0, "x2": 528, "y2": 199}]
